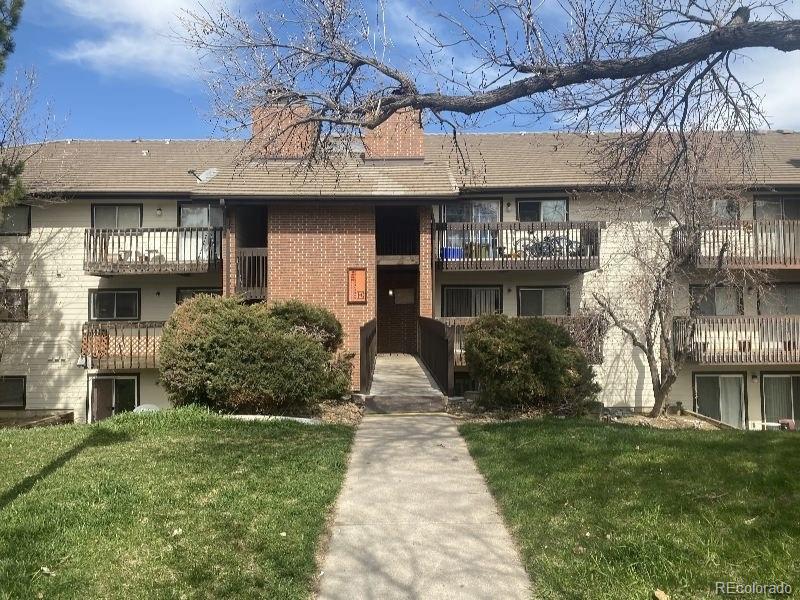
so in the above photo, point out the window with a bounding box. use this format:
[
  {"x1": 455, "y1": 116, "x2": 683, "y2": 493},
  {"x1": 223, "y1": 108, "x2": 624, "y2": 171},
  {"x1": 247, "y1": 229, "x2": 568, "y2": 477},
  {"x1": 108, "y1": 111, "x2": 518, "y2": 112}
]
[
  {"x1": 0, "y1": 205, "x2": 30, "y2": 235},
  {"x1": 0, "y1": 376, "x2": 25, "y2": 409},
  {"x1": 176, "y1": 288, "x2": 222, "y2": 304},
  {"x1": 92, "y1": 204, "x2": 142, "y2": 228},
  {"x1": 442, "y1": 286, "x2": 502, "y2": 317},
  {"x1": 759, "y1": 284, "x2": 800, "y2": 315},
  {"x1": 90, "y1": 376, "x2": 137, "y2": 421},
  {"x1": 518, "y1": 287, "x2": 569, "y2": 316},
  {"x1": 754, "y1": 195, "x2": 800, "y2": 220},
  {"x1": 517, "y1": 198, "x2": 567, "y2": 222},
  {"x1": 711, "y1": 199, "x2": 739, "y2": 221},
  {"x1": 89, "y1": 290, "x2": 140, "y2": 321},
  {"x1": 0, "y1": 289, "x2": 27, "y2": 322},
  {"x1": 761, "y1": 374, "x2": 800, "y2": 427},
  {"x1": 694, "y1": 374, "x2": 744, "y2": 428},
  {"x1": 179, "y1": 203, "x2": 223, "y2": 228},
  {"x1": 690, "y1": 286, "x2": 742, "y2": 316},
  {"x1": 442, "y1": 200, "x2": 501, "y2": 223}
]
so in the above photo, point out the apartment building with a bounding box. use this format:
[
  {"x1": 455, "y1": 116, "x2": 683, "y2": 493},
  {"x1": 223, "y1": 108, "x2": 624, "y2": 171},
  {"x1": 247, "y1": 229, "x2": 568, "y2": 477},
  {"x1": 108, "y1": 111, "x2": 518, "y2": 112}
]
[{"x1": 2, "y1": 114, "x2": 800, "y2": 429}]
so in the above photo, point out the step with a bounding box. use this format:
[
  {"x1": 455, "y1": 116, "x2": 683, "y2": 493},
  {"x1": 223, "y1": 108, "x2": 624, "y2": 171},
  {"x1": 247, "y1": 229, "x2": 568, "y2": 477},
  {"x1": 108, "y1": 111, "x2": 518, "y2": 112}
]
[{"x1": 364, "y1": 394, "x2": 448, "y2": 414}]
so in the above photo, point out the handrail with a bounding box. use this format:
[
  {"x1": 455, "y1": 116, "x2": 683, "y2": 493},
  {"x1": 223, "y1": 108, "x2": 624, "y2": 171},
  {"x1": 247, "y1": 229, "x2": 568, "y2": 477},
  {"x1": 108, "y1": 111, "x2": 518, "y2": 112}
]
[
  {"x1": 84, "y1": 227, "x2": 223, "y2": 274},
  {"x1": 674, "y1": 220, "x2": 800, "y2": 268},
  {"x1": 418, "y1": 316, "x2": 454, "y2": 395},
  {"x1": 439, "y1": 314, "x2": 607, "y2": 365},
  {"x1": 235, "y1": 247, "x2": 268, "y2": 300},
  {"x1": 674, "y1": 315, "x2": 800, "y2": 364},
  {"x1": 80, "y1": 320, "x2": 165, "y2": 369},
  {"x1": 359, "y1": 319, "x2": 377, "y2": 393},
  {"x1": 435, "y1": 221, "x2": 603, "y2": 271}
]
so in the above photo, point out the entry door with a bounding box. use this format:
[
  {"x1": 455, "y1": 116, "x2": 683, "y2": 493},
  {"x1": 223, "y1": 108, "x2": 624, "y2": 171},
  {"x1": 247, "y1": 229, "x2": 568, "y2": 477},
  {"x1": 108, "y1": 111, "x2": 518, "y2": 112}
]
[
  {"x1": 377, "y1": 269, "x2": 418, "y2": 354},
  {"x1": 695, "y1": 374, "x2": 744, "y2": 428},
  {"x1": 90, "y1": 376, "x2": 137, "y2": 422}
]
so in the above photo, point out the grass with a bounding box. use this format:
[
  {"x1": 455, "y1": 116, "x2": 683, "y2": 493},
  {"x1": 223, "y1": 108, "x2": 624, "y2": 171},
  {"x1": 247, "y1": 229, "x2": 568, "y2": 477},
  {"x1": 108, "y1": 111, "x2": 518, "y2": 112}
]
[
  {"x1": 460, "y1": 418, "x2": 800, "y2": 600},
  {"x1": 0, "y1": 407, "x2": 353, "y2": 599}
]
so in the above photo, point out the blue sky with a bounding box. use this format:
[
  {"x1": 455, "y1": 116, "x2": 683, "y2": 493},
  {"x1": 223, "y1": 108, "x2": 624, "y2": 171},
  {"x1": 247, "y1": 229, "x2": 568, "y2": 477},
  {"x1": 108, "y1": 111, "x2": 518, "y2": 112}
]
[{"x1": 6, "y1": 0, "x2": 800, "y2": 141}]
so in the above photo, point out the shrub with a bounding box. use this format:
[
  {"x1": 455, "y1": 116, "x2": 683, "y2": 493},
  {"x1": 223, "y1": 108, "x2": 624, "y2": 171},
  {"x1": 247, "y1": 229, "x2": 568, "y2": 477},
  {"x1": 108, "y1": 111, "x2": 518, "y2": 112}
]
[
  {"x1": 267, "y1": 300, "x2": 344, "y2": 352},
  {"x1": 463, "y1": 314, "x2": 600, "y2": 413},
  {"x1": 159, "y1": 296, "x2": 351, "y2": 413}
]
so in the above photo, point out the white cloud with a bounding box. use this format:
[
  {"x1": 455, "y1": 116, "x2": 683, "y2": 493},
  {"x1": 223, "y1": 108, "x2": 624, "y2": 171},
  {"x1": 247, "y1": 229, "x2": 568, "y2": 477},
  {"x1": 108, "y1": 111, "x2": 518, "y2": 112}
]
[
  {"x1": 736, "y1": 48, "x2": 800, "y2": 131},
  {"x1": 51, "y1": 0, "x2": 236, "y2": 84}
]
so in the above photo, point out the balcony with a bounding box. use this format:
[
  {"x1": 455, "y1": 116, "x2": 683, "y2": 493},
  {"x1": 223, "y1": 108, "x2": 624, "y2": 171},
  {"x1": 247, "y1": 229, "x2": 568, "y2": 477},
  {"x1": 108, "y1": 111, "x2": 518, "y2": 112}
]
[
  {"x1": 439, "y1": 314, "x2": 607, "y2": 366},
  {"x1": 80, "y1": 321, "x2": 164, "y2": 369},
  {"x1": 235, "y1": 247, "x2": 268, "y2": 300},
  {"x1": 435, "y1": 221, "x2": 603, "y2": 271},
  {"x1": 674, "y1": 315, "x2": 800, "y2": 365},
  {"x1": 84, "y1": 227, "x2": 223, "y2": 275},
  {"x1": 674, "y1": 220, "x2": 800, "y2": 269}
]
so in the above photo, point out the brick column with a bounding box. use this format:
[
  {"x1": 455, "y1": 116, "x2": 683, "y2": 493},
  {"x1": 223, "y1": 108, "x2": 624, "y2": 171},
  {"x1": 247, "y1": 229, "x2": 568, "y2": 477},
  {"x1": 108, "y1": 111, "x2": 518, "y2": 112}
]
[
  {"x1": 418, "y1": 205, "x2": 434, "y2": 318},
  {"x1": 222, "y1": 207, "x2": 237, "y2": 296}
]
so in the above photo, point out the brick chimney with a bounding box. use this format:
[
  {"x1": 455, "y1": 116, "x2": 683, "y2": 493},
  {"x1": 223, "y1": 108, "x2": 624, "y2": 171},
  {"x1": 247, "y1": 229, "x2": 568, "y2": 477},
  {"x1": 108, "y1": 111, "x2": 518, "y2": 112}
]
[
  {"x1": 252, "y1": 103, "x2": 319, "y2": 159},
  {"x1": 362, "y1": 108, "x2": 424, "y2": 160}
]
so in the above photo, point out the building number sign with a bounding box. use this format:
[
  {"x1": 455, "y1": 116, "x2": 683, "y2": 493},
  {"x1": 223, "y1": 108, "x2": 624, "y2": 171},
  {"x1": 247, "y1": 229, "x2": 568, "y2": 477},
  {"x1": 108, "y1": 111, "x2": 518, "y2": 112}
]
[{"x1": 347, "y1": 268, "x2": 367, "y2": 304}]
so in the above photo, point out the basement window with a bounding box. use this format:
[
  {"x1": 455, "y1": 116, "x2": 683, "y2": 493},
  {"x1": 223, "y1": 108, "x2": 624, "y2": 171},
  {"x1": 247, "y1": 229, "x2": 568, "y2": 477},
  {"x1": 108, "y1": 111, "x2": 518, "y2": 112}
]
[
  {"x1": 0, "y1": 289, "x2": 28, "y2": 322},
  {"x1": 0, "y1": 377, "x2": 25, "y2": 409}
]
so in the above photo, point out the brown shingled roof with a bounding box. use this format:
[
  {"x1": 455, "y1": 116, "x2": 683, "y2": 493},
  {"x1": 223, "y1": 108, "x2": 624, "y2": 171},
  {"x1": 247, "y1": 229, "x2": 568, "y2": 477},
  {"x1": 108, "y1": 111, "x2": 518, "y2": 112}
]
[{"x1": 20, "y1": 131, "x2": 800, "y2": 198}]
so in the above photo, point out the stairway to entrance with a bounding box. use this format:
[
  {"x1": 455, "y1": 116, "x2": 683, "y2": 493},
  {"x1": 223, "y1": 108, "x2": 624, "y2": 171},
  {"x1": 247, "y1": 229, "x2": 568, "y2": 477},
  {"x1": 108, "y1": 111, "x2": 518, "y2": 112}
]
[{"x1": 365, "y1": 354, "x2": 447, "y2": 413}]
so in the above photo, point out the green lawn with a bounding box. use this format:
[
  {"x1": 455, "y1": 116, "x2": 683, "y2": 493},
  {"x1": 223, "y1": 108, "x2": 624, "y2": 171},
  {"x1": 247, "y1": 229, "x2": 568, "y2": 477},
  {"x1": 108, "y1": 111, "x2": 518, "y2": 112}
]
[
  {"x1": 460, "y1": 418, "x2": 800, "y2": 600},
  {"x1": 0, "y1": 408, "x2": 353, "y2": 599}
]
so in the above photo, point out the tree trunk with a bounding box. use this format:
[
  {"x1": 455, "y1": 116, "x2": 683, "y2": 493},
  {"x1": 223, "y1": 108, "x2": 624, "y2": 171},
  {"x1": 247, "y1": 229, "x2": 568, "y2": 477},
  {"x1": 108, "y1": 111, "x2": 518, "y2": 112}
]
[{"x1": 649, "y1": 390, "x2": 667, "y2": 418}]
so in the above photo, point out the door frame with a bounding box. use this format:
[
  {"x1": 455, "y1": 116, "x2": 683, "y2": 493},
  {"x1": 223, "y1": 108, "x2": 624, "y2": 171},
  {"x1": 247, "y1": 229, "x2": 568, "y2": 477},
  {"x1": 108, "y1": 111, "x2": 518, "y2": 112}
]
[
  {"x1": 87, "y1": 373, "x2": 140, "y2": 423},
  {"x1": 759, "y1": 371, "x2": 800, "y2": 426}
]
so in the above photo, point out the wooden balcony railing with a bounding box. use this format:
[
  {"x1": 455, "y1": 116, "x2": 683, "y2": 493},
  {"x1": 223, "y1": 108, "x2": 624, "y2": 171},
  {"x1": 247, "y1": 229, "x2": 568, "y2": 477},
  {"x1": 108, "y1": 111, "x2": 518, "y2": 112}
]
[
  {"x1": 84, "y1": 227, "x2": 223, "y2": 275},
  {"x1": 674, "y1": 315, "x2": 800, "y2": 364},
  {"x1": 439, "y1": 314, "x2": 607, "y2": 366},
  {"x1": 435, "y1": 221, "x2": 603, "y2": 271},
  {"x1": 235, "y1": 247, "x2": 268, "y2": 300},
  {"x1": 80, "y1": 321, "x2": 164, "y2": 369},
  {"x1": 418, "y1": 316, "x2": 455, "y2": 395},
  {"x1": 674, "y1": 220, "x2": 800, "y2": 268}
]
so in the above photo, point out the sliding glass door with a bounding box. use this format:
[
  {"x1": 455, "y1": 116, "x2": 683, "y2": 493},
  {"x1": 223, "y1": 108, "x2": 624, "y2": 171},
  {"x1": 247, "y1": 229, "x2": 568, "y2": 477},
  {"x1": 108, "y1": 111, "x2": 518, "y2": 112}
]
[
  {"x1": 762, "y1": 374, "x2": 800, "y2": 427},
  {"x1": 694, "y1": 374, "x2": 745, "y2": 429}
]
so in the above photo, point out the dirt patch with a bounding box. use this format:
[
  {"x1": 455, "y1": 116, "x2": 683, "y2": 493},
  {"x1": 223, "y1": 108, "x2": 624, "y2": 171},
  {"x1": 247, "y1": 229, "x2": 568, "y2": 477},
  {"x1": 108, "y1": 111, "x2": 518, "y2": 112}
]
[
  {"x1": 447, "y1": 402, "x2": 551, "y2": 423},
  {"x1": 613, "y1": 413, "x2": 720, "y2": 430},
  {"x1": 317, "y1": 400, "x2": 363, "y2": 426}
]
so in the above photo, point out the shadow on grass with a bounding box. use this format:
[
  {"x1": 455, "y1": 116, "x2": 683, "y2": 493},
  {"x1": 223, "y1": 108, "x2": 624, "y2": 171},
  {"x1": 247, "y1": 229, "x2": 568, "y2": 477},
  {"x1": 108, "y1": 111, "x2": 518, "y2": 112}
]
[{"x1": 0, "y1": 427, "x2": 131, "y2": 511}]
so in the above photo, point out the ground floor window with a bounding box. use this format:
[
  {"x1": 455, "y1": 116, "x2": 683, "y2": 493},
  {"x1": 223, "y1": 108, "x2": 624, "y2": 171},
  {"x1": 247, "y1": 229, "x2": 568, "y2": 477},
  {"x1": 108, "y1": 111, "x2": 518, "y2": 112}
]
[
  {"x1": 517, "y1": 287, "x2": 569, "y2": 316},
  {"x1": 90, "y1": 375, "x2": 138, "y2": 422},
  {"x1": 761, "y1": 374, "x2": 800, "y2": 427},
  {"x1": 442, "y1": 286, "x2": 502, "y2": 317},
  {"x1": 694, "y1": 374, "x2": 745, "y2": 429},
  {"x1": 0, "y1": 376, "x2": 25, "y2": 409}
]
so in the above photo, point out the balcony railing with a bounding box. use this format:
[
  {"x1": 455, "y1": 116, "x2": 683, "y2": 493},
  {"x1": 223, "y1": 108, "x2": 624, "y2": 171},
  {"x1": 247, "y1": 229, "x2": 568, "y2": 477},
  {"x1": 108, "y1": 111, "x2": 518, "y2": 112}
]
[
  {"x1": 235, "y1": 247, "x2": 268, "y2": 300},
  {"x1": 435, "y1": 221, "x2": 603, "y2": 271},
  {"x1": 80, "y1": 321, "x2": 164, "y2": 370},
  {"x1": 438, "y1": 314, "x2": 607, "y2": 366},
  {"x1": 674, "y1": 220, "x2": 800, "y2": 269},
  {"x1": 674, "y1": 315, "x2": 800, "y2": 364},
  {"x1": 84, "y1": 227, "x2": 223, "y2": 275}
]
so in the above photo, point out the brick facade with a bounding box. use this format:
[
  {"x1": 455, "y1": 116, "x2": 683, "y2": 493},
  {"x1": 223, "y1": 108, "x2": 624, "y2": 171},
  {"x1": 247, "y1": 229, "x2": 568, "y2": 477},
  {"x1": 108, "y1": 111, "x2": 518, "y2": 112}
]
[
  {"x1": 418, "y1": 206, "x2": 434, "y2": 318},
  {"x1": 266, "y1": 204, "x2": 377, "y2": 388},
  {"x1": 363, "y1": 109, "x2": 424, "y2": 160},
  {"x1": 252, "y1": 104, "x2": 319, "y2": 159}
]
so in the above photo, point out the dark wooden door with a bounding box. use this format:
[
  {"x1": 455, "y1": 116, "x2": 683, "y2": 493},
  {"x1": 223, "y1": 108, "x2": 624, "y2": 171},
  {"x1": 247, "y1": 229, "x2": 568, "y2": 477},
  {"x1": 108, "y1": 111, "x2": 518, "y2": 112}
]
[
  {"x1": 377, "y1": 269, "x2": 418, "y2": 353},
  {"x1": 91, "y1": 378, "x2": 113, "y2": 422}
]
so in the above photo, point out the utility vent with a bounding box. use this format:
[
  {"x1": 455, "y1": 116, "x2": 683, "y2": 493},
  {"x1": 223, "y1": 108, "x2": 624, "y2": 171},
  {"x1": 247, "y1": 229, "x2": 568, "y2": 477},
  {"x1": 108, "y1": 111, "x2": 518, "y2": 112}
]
[{"x1": 141, "y1": 150, "x2": 150, "y2": 157}]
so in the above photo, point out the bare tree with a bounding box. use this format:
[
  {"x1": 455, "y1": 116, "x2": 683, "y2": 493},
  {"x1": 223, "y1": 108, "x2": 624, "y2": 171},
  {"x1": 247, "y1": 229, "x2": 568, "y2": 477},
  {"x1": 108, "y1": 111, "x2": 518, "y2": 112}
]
[{"x1": 182, "y1": 0, "x2": 797, "y2": 415}]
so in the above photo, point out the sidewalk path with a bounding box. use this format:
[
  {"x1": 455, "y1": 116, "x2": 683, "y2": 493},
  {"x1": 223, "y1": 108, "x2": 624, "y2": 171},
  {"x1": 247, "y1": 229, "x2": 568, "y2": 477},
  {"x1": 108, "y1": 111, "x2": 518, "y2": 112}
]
[{"x1": 317, "y1": 415, "x2": 531, "y2": 599}]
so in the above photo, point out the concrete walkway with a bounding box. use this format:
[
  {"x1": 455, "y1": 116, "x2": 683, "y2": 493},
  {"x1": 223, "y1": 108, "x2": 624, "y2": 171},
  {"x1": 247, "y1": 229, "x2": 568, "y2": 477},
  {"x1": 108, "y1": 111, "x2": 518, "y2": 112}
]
[
  {"x1": 370, "y1": 354, "x2": 442, "y2": 397},
  {"x1": 317, "y1": 415, "x2": 531, "y2": 599}
]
